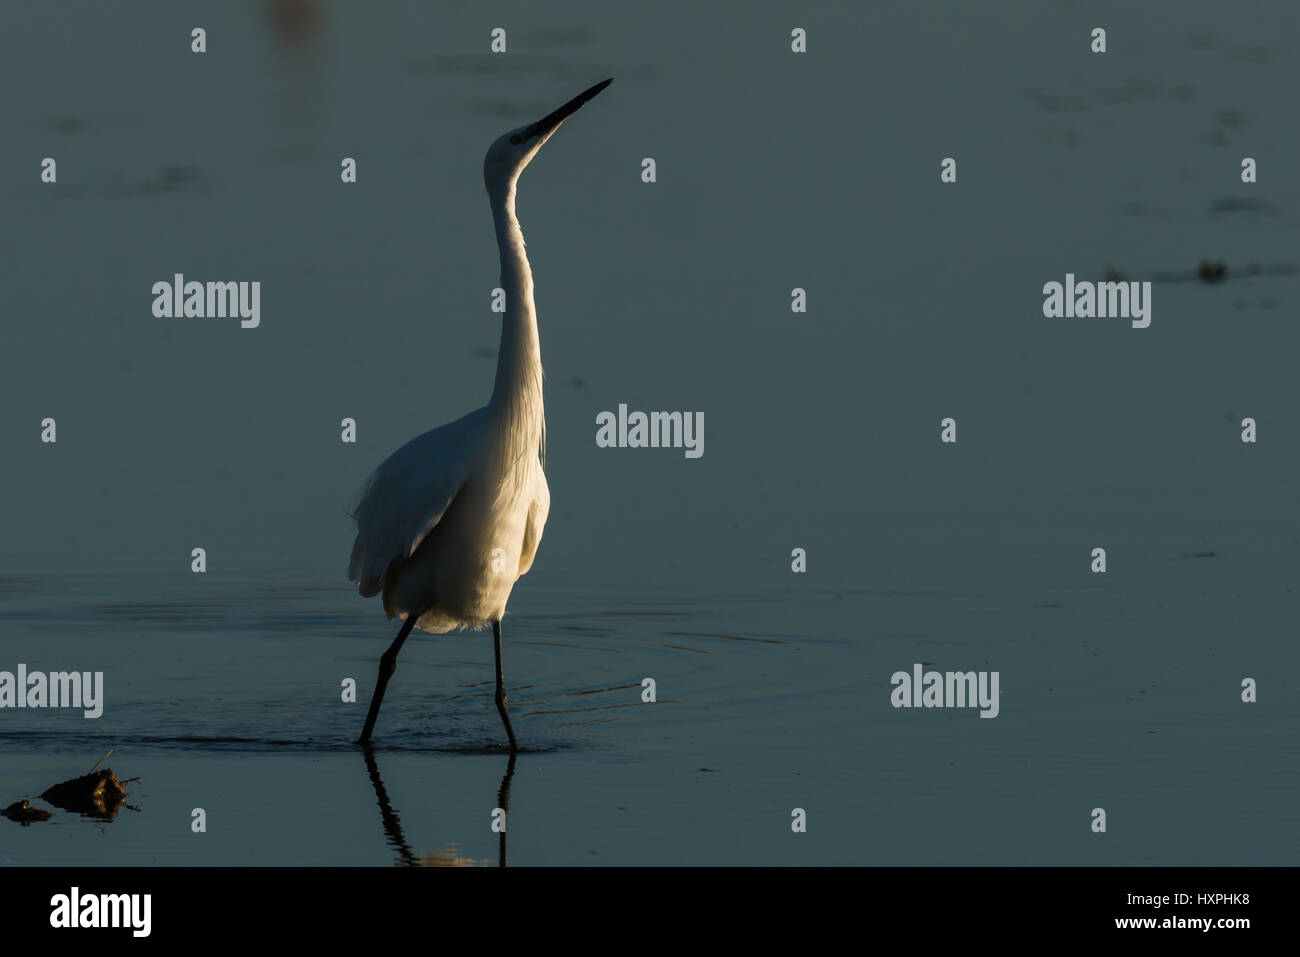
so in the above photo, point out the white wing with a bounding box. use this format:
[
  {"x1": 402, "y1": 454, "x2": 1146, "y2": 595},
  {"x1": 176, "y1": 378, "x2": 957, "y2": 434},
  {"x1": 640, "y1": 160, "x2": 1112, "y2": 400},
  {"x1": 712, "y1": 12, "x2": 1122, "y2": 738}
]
[
  {"x1": 347, "y1": 407, "x2": 485, "y2": 597},
  {"x1": 517, "y1": 466, "x2": 550, "y2": 577}
]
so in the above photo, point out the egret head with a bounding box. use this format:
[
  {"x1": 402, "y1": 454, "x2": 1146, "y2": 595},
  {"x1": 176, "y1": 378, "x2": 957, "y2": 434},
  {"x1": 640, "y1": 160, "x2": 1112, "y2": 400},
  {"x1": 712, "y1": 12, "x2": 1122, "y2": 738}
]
[{"x1": 484, "y1": 78, "x2": 612, "y2": 193}]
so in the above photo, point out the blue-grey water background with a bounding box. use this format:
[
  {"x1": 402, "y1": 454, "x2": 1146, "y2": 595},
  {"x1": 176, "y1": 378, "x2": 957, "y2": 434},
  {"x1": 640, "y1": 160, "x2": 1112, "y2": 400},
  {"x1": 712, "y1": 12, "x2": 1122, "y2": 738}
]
[{"x1": 1, "y1": 0, "x2": 1297, "y2": 864}]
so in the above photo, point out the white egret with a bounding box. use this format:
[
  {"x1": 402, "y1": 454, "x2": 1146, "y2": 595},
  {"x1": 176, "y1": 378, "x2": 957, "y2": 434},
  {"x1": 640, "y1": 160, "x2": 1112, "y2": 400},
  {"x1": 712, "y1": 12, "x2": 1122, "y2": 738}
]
[{"x1": 348, "y1": 78, "x2": 613, "y2": 749}]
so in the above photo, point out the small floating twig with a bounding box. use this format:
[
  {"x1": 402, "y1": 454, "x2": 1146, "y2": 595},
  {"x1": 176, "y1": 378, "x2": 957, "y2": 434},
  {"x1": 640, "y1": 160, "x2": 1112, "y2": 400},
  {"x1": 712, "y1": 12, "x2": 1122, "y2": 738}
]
[{"x1": 88, "y1": 748, "x2": 113, "y2": 773}]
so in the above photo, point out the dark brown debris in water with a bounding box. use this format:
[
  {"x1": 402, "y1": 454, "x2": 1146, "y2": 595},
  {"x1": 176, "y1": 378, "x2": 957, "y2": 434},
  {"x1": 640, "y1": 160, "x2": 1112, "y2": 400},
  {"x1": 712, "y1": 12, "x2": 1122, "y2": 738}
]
[
  {"x1": 1104, "y1": 260, "x2": 1296, "y2": 284},
  {"x1": 40, "y1": 768, "x2": 129, "y2": 820},
  {"x1": 1197, "y1": 259, "x2": 1227, "y2": 282},
  {"x1": 3, "y1": 799, "x2": 53, "y2": 825}
]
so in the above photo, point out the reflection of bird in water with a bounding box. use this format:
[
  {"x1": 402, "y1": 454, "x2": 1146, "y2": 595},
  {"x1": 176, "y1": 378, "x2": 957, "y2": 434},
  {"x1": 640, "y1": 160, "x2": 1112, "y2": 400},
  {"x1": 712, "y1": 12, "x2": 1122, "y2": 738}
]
[
  {"x1": 1104, "y1": 259, "x2": 1297, "y2": 284},
  {"x1": 418, "y1": 848, "x2": 481, "y2": 867},
  {"x1": 418, "y1": 754, "x2": 516, "y2": 867},
  {"x1": 363, "y1": 746, "x2": 516, "y2": 867},
  {"x1": 348, "y1": 80, "x2": 613, "y2": 751},
  {"x1": 362, "y1": 746, "x2": 416, "y2": 866},
  {"x1": 494, "y1": 751, "x2": 516, "y2": 867}
]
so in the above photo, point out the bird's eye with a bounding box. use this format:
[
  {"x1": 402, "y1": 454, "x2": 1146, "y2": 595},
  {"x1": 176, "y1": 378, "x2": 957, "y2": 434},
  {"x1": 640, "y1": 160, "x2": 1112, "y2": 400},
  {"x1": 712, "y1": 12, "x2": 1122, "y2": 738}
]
[{"x1": 510, "y1": 135, "x2": 523, "y2": 145}]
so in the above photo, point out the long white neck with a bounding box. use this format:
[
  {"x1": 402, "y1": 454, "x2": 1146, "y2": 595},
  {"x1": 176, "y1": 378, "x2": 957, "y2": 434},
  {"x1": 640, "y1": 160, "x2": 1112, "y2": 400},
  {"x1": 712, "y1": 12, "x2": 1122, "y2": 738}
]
[{"x1": 488, "y1": 178, "x2": 545, "y2": 466}]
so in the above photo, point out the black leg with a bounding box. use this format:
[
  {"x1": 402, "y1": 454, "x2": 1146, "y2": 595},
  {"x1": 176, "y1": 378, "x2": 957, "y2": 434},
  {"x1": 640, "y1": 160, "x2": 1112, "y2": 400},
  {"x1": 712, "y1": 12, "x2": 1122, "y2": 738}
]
[
  {"x1": 358, "y1": 615, "x2": 417, "y2": 745},
  {"x1": 493, "y1": 619, "x2": 518, "y2": 753}
]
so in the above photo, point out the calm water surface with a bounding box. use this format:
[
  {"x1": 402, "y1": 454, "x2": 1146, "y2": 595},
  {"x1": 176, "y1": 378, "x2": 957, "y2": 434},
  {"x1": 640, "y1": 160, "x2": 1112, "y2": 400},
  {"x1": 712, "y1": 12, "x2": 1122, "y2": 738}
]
[{"x1": 2, "y1": 0, "x2": 1298, "y2": 864}]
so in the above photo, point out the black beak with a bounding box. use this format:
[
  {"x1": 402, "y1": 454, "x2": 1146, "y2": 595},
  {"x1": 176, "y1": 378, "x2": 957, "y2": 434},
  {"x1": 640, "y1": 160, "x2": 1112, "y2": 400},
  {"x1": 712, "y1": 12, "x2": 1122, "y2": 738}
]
[{"x1": 527, "y1": 78, "x2": 613, "y2": 139}]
